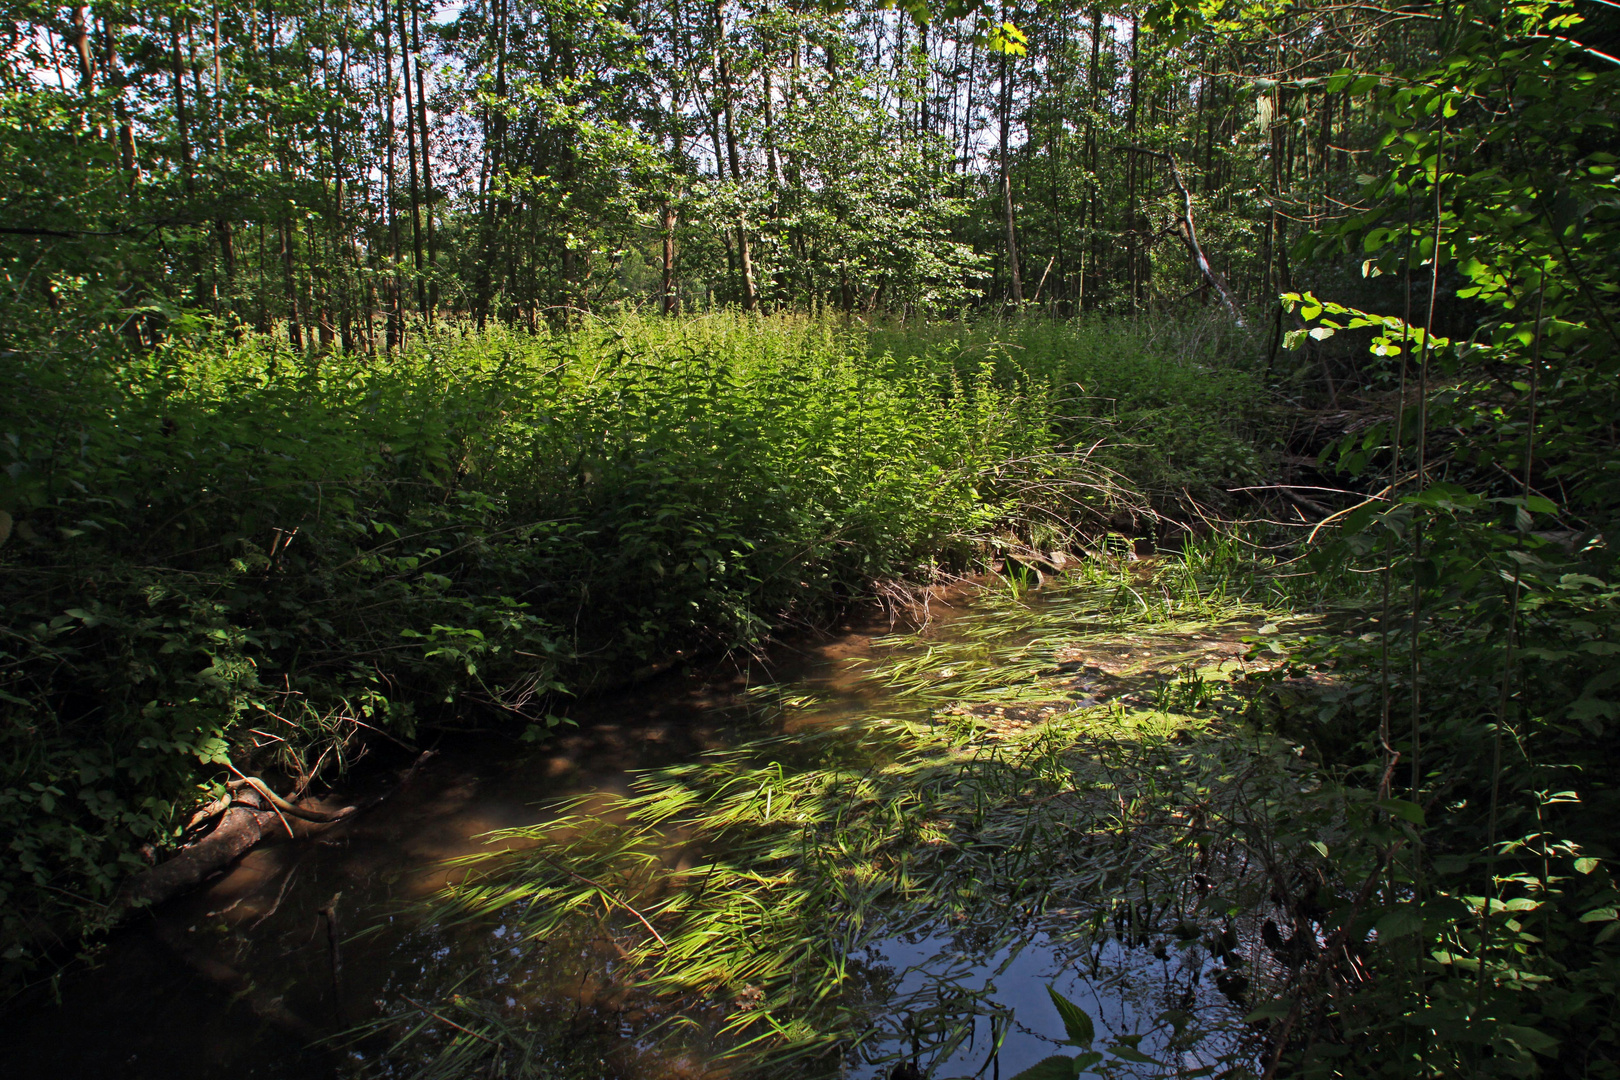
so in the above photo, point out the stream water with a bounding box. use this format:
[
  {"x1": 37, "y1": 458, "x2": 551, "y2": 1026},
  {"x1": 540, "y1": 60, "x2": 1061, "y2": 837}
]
[{"x1": 3, "y1": 580, "x2": 1261, "y2": 1080}]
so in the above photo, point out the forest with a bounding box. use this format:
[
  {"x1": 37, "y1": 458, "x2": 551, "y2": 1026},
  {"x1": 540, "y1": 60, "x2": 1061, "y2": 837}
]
[{"x1": 2, "y1": 0, "x2": 1618, "y2": 1076}]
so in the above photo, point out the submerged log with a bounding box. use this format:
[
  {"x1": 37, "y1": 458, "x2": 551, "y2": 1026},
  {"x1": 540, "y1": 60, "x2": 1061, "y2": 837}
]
[
  {"x1": 115, "y1": 789, "x2": 279, "y2": 915},
  {"x1": 114, "y1": 784, "x2": 354, "y2": 917},
  {"x1": 146, "y1": 918, "x2": 323, "y2": 1042}
]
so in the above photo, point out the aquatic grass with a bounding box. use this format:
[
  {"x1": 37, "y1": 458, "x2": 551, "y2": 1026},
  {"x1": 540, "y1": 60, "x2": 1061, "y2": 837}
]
[{"x1": 384, "y1": 573, "x2": 1318, "y2": 1078}]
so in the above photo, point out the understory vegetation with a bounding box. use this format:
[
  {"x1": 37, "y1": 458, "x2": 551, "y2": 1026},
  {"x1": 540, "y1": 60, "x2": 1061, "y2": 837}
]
[{"x1": 0, "y1": 313, "x2": 1264, "y2": 976}]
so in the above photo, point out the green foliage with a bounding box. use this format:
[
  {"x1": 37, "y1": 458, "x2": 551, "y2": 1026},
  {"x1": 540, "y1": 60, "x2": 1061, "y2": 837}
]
[
  {"x1": 0, "y1": 311, "x2": 1263, "y2": 982},
  {"x1": 1006, "y1": 989, "x2": 1107, "y2": 1080},
  {"x1": 867, "y1": 316, "x2": 1274, "y2": 499},
  {"x1": 1242, "y1": 2, "x2": 1620, "y2": 1074}
]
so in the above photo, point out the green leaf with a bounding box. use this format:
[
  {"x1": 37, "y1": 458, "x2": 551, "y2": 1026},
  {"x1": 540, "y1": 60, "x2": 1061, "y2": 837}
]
[
  {"x1": 1047, "y1": 986, "x2": 1094, "y2": 1048},
  {"x1": 1569, "y1": 698, "x2": 1618, "y2": 722},
  {"x1": 1574, "y1": 858, "x2": 1599, "y2": 874},
  {"x1": 1107, "y1": 1045, "x2": 1163, "y2": 1065},
  {"x1": 1560, "y1": 574, "x2": 1606, "y2": 589},
  {"x1": 1499, "y1": 1024, "x2": 1560, "y2": 1056},
  {"x1": 1377, "y1": 798, "x2": 1426, "y2": 826},
  {"x1": 1244, "y1": 1000, "x2": 1292, "y2": 1022},
  {"x1": 1009, "y1": 1056, "x2": 1078, "y2": 1080},
  {"x1": 1578, "y1": 906, "x2": 1617, "y2": 923},
  {"x1": 1376, "y1": 904, "x2": 1425, "y2": 939}
]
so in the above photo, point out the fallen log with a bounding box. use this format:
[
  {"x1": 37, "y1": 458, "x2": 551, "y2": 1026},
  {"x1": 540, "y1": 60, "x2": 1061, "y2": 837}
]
[
  {"x1": 111, "y1": 755, "x2": 434, "y2": 919},
  {"x1": 114, "y1": 787, "x2": 289, "y2": 915},
  {"x1": 1117, "y1": 144, "x2": 1246, "y2": 328}
]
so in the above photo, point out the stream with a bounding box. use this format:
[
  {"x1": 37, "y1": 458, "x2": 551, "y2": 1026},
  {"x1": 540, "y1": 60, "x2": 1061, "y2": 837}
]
[{"x1": 3, "y1": 578, "x2": 1267, "y2": 1079}]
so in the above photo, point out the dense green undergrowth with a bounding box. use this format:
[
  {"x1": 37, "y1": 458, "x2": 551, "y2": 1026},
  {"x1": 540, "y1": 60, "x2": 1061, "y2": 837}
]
[{"x1": 0, "y1": 311, "x2": 1267, "y2": 978}]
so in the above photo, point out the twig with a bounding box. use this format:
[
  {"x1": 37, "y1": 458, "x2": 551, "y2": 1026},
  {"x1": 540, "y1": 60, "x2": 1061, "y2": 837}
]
[
  {"x1": 1229, "y1": 485, "x2": 1381, "y2": 497},
  {"x1": 226, "y1": 765, "x2": 295, "y2": 839},
  {"x1": 1030, "y1": 254, "x2": 1057, "y2": 304},
  {"x1": 1306, "y1": 479, "x2": 1409, "y2": 545},
  {"x1": 400, "y1": 996, "x2": 499, "y2": 1044},
  {"x1": 321, "y1": 893, "x2": 345, "y2": 1022},
  {"x1": 533, "y1": 851, "x2": 668, "y2": 946},
  {"x1": 248, "y1": 859, "x2": 304, "y2": 930}
]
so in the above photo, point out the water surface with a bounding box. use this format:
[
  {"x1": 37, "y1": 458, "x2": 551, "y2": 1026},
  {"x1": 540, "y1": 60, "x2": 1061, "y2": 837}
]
[{"x1": 3, "y1": 580, "x2": 1263, "y2": 1079}]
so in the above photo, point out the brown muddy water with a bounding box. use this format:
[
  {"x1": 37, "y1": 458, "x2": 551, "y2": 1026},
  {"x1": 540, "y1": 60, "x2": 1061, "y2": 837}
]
[{"x1": 1, "y1": 580, "x2": 1266, "y2": 1080}]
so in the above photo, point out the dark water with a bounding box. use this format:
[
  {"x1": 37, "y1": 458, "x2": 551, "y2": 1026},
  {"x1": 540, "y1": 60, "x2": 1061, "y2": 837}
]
[{"x1": 1, "y1": 584, "x2": 1252, "y2": 1079}]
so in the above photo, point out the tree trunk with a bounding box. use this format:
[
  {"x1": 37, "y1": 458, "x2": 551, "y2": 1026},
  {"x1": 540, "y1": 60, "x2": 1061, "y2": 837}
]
[
  {"x1": 999, "y1": 46, "x2": 1023, "y2": 307},
  {"x1": 99, "y1": 16, "x2": 139, "y2": 182},
  {"x1": 381, "y1": 0, "x2": 402, "y2": 348},
  {"x1": 398, "y1": 0, "x2": 425, "y2": 317},
  {"x1": 1125, "y1": 15, "x2": 1140, "y2": 307},
  {"x1": 280, "y1": 219, "x2": 302, "y2": 349},
  {"x1": 1084, "y1": 6, "x2": 1102, "y2": 310},
  {"x1": 411, "y1": 0, "x2": 437, "y2": 318},
  {"x1": 473, "y1": 0, "x2": 507, "y2": 329},
  {"x1": 714, "y1": 2, "x2": 756, "y2": 311},
  {"x1": 663, "y1": 202, "x2": 678, "y2": 314}
]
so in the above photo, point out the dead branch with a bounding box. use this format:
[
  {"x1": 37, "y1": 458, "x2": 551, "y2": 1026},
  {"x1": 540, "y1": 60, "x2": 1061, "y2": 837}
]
[{"x1": 1118, "y1": 146, "x2": 1246, "y2": 327}]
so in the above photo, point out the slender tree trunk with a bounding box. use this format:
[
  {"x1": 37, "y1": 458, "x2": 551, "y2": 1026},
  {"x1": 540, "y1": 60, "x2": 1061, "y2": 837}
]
[
  {"x1": 1084, "y1": 6, "x2": 1102, "y2": 310},
  {"x1": 1125, "y1": 14, "x2": 1140, "y2": 307},
  {"x1": 714, "y1": 1, "x2": 756, "y2": 311},
  {"x1": 1049, "y1": 8, "x2": 1068, "y2": 312},
  {"x1": 411, "y1": 0, "x2": 437, "y2": 318},
  {"x1": 473, "y1": 0, "x2": 507, "y2": 329},
  {"x1": 999, "y1": 46, "x2": 1023, "y2": 307},
  {"x1": 381, "y1": 0, "x2": 402, "y2": 348},
  {"x1": 663, "y1": 202, "x2": 678, "y2": 314},
  {"x1": 70, "y1": 5, "x2": 95, "y2": 89},
  {"x1": 280, "y1": 219, "x2": 302, "y2": 349},
  {"x1": 99, "y1": 17, "x2": 139, "y2": 182},
  {"x1": 762, "y1": 66, "x2": 784, "y2": 190},
  {"x1": 171, "y1": 19, "x2": 195, "y2": 193},
  {"x1": 171, "y1": 15, "x2": 207, "y2": 305},
  {"x1": 398, "y1": 0, "x2": 425, "y2": 317}
]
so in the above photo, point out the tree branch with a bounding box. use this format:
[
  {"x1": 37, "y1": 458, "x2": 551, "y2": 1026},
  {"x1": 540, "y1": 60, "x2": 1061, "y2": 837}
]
[{"x1": 1118, "y1": 145, "x2": 1247, "y2": 327}]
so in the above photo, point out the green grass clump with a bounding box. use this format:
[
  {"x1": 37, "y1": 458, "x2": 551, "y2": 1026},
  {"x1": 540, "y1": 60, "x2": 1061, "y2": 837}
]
[{"x1": 0, "y1": 312, "x2": 1266, "y2": 975}]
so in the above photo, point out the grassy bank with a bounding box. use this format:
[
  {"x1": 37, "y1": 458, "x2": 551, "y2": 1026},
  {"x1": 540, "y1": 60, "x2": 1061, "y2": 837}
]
[{"x1": 0, "y1": 312, "x2": 1268, "y2": 976}]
